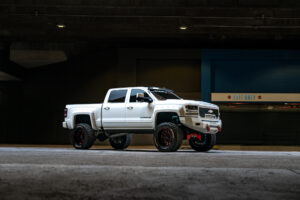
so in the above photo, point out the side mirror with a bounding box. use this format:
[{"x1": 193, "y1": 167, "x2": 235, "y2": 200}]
[
  {"x1": 136, "y1": 93, "x2": 153, "y2": 103},
  {"x1": 145, "y1": 97, "x2": 153, "y2": 103}
]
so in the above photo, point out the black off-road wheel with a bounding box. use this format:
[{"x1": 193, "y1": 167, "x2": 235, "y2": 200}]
[
  {"x1": 109, "y1": 134, "x2": 132, "y2": 150},
  {"x1": 70, "y1": 123, "x2": 96, "y2": 149},
  {"x1": 153, "y1": 122, "x2": 183, "y2": 152},
  {"x1": 189, "y1": 133, "x2": 216, "y2": 152}
]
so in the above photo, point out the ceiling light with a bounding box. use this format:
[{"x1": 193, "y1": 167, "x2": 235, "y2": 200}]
[
  {"x1": 179, "y1": 26, "x2": 187, "y2": 30},
  {"x1": 57, "y1": 24, "x2": 66, "y2": 29}
]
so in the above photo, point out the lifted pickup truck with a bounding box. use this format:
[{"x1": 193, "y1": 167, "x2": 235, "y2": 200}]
[{"x1": 62, "y1": 87, "x2": 222, "y2": 152}]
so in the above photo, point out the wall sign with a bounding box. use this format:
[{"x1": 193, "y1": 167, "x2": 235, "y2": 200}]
[{"x1": 211, "y1": 93, "x2": 300, "y2": 102}]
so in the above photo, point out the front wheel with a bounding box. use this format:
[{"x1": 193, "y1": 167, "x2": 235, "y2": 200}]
[
  {"x1": 153, "y1": 122, "x2": 183, "y2": 152},
  {"x1": 70, "y1": 123, "x2": 96, "y2": 149},
  {"x1": 189, "y1": 133, "x2": 216, "y2": 152},
  {"x1": 109, "y1": 134, "x2": 132, "y2": 150}
]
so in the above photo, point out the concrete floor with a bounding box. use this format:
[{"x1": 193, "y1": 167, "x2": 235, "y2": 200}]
[{"x1": 0, "y1": 146, "x2": 299, "y2": 200}]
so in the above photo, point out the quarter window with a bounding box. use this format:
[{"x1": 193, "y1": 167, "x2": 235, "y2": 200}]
[
  {"x1": 130, "y1": 89, "x2": 150, "y2": 102},
  {"x1": 108, "y1": 90, "x2": 127, "y2": 103}
]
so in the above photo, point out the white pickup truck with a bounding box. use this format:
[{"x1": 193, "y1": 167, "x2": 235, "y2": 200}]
[{"x1": 62, "y1": 87, "x2": 222, "y2": 152}]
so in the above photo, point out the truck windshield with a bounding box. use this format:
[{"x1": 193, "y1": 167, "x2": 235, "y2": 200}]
[{"x1": 150, "y1": 89, "x2": 181, "y2": 100}]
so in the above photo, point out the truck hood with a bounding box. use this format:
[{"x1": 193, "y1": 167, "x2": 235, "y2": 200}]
[{"x1": 154, "y1": 99, "x2": 219, "y2": 109}]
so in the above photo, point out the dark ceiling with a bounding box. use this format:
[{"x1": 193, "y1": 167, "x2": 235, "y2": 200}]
[
  {"x1": 1, "y1": 0, "x2": 300, "y2": 42},
  {"x1": 1, "y1": 0, "x2": 300, "y2": 69}
]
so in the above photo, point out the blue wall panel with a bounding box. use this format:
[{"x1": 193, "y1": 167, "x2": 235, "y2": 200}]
[{"x1": 202, "y1": 49, "x2": 300, "y2": 101}]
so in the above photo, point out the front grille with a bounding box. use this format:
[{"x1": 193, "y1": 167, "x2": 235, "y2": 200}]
[{"x1": 199, "y1": 108, "x2": 219, "y2": 118}]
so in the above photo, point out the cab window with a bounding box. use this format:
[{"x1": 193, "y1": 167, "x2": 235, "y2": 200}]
[
  {"x1": 130, "y1": 89, "x2": 150, "y2": 102},
  {"x1": 108, "y1": 90, "x2": 127, "y2": 103}
]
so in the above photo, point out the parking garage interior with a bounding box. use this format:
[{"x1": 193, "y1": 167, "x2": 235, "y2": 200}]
[
  {"x1": 0, "y1": 1, "x2": 300, "y2": 199},
  {"x1": 1, "y1": 46, "x2": 300, "y2": 145}
]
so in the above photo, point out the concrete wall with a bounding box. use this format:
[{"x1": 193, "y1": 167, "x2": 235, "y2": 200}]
[{"x1": 117, "y1": 49, "x2": 202, "y2": 98}]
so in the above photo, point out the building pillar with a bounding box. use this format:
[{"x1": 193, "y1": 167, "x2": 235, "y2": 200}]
[{"x1": 0, "y1": 42, "x2": 10, "y2": 69}]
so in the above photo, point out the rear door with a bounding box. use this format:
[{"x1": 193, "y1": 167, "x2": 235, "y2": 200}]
[{"x1": 102, "y1": 89, "x2": 128, "y2": 129}]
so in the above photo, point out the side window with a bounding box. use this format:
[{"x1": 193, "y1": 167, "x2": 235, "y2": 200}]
[
  {"x1": 130, "y1": 89, "x2": 150, "y2": 102},
  {"x1": 108, "y1": 90, "x2": 127, "y2": 103}
]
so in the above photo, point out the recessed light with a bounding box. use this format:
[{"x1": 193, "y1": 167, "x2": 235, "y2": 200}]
[
  {"x1": 179, "y1": 26, "x2": 187, "y2": 30},
  {"x1": 57, "y1": 24, "x2": 66, "y2": 29}
]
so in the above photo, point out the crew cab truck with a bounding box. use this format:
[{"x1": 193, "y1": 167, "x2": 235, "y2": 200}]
[{"x1": 62, "y1": 87, "x2": 222, "y2": 152}]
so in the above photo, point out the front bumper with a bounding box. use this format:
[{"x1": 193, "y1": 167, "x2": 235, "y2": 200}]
[{"x1": 179, "y1": 116, "x2": 222, "y2": 134}]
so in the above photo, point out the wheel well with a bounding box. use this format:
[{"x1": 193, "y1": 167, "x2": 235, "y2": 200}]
[
  {"x1": 74, "y1": 115, "x2": 91, "y2": 126},
  {"x1": 156, "y1": 112, "x2": 180, "y2": 126}
]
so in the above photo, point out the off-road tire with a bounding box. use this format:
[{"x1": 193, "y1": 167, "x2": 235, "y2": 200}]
[
  {"x1": 109, "y1": 134, "x2": 132, "y2": 150},
  {"x1": 189, "y1": 133, "x2": 216, "y2": 152},
  {"x1": 70, "y1": 123, "x2": 96, "y2": 149},
  {"x1": 153, "y1": 122, "x2": 183, "y2": 152}
]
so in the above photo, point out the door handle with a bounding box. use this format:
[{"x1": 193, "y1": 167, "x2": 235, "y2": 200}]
[
  {"x1": 104, "y1": 107, "x2": 110, "y2": 110},
  {"x1": 127, "y1": 106, "x2": 133, "y2": 110}
]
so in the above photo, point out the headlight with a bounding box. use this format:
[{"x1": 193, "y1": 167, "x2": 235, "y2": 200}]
[
  {"x1": 185, "y1": 105, "x2": 198, "y2": 115},
  {"x1": 185, "y1": 105, "x2": 198, "y2": 110}
]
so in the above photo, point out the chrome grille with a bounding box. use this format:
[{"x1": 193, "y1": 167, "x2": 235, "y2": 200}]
[{"x1": 199, "y1": 108, "x2": 219, "y2": 118}]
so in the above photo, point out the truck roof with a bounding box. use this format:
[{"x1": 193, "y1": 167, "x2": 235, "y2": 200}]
[
  {"x1": 109, "y1": 86, "x2": 159, "y2": 90},
  {"x1": 109, "y1": 86, "x2": 175, "y2": 91},
  {"x1": 108, "y1": 87, "x2": 175, "y2": 94}
]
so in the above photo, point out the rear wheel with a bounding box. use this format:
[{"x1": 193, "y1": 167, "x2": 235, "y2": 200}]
[
  {"x1": 70, "y1": 123, "x2": 96, "y2": 149},
  {"x1": 189, "y1": 133, "x2": 216, "y2": 152},
  {"x1": 153, "y1": 122, "x2": 183, "y2": 152},
  {"x1": 109, "y1": 134, "x2": 132, "y2": 150}
]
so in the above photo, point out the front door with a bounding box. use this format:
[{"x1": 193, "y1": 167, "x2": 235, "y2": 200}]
[{"x1": 125, "y1": 89, "x2": 154, "y2": 129}]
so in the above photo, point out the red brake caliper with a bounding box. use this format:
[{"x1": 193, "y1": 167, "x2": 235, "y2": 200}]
[{"x1": 187, "y1": 133, "x2": 201, "y2": 141}]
